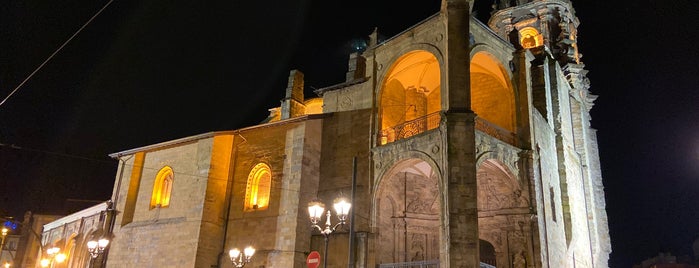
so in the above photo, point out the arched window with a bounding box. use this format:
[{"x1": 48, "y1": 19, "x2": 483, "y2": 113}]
[
  {"x1": 245, "y1": 163, "x2": 272, "y2": 211},
  {"x1": 151, "y1": 166, "x2": 174, "y2": 209},
  {"x1": 518, "y1": 27, "x2": 543, "y2": 48}
]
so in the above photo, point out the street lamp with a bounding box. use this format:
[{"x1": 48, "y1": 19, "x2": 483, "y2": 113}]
[
  {"x1": 87, "y1": 238, "x2": 109, "y2": 267},
  {"x1": 46, "y1": 247, "x2": 60, "y2": 256},
  {"x1": 42, "y1": 247, "x2": 65, "y2": 268},
  {"x1": 308, "y1": 197, "x2": 351, "y2": 268},
  {"x1": 228, "y1": 246, "x2": 255, "y2": 267},
  {"x1": 1, "y1": 227, "x2": 8, "y2": 253},
  {"x1": 54, "y1": 254, "x2": 66, "y2": 263},
  {"x1": 87, "y1": 239, "x2": 109, "y2": 258}
]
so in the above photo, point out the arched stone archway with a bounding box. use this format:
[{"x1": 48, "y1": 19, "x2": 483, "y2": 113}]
[
  {"x1": 477, "y1": 159, "x2": 532, "y2": 268},
  {"x1": 375, "y1": 158, "x2": 441, "y2": 265},
  {"x1": 378, "y1": 50, "x2": 441, "y2": 145},
  {"x1": 480, "y1": 239, "x2": 497, "y2": 266},
  {"x1": 470, "y1": 51, "x2": 517, "y2": 135}
]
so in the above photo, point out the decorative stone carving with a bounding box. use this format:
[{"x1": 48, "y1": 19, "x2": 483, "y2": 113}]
[
  {"x1": 476, "y1": 132, "x2": 521, "y2": 177},
  {"x1": 513, "y1": 250, "x2": 526, "y2": 268},
  {"x1": 340, "y1": 96, "x2": 353, "y2": 109}
]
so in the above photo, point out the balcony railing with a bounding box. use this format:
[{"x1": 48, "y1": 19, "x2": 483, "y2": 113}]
[
  {"x1": 475, "y1": 117, "x2": 516, "y2": 146},
  {"x1": 379, "y1": 112, "x2": 441, "y2": 145},
  {"x1": 378, "y1": 113, "x2": 516, "y2": 146}
]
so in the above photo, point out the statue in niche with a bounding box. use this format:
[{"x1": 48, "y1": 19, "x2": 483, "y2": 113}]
[
  {"x1": 485, "y1": 177, "x2": 503, "y2": 209},
  {"x1": 410, "y1": 234, "x2": 425, "y2": 261},
  {"x1": 511, "y1": 189, "x2": 529, "y2": 207},
  {"x1": 513, "y1": 250, "x2": 526, "y2": 268}
]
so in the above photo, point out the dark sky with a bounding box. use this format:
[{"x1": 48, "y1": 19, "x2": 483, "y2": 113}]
[{"x1": 1, "y1": 1, "x2": 697, "y2": 267}]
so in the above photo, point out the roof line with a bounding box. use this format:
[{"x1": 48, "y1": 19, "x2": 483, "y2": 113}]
[{"x1": 108, "y1": 113, "x2": 329, "y2": 158}]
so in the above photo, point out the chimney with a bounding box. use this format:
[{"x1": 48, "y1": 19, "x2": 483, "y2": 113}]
[{"x1": 281, "y1": 69, "x2": 305, "y2": 119}]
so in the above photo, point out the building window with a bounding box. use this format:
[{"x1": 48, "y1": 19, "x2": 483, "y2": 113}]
[
  {"x1": 150, "y1": 166, "x2": 174, "y2": 209},
  {"x1": 245, "y1": 163, "x2": 272, "y2": 211},
  {"x1": 518, "y1": 27, "x2": 543, "y2": 49}
]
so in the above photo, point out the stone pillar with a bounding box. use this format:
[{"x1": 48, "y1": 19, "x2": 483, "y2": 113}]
[
  {"x1": 519, "y1": 150, "x2": 543, "y2": 268},
  {"x1": 513, "y1": 50, "x2": 535, "y2": 148},
  {"x1": 346, "y1": 52, "x2": 366, "y2": 82},
  {"x1": 281, "y1": 70, "x2": 305, "y2": 120},
  {"x1": 269, "y1": 120, "x2": 322, "y2": 267},
  {"x1": 441, "y1": 0, "x2": 479, "y2": 267}
]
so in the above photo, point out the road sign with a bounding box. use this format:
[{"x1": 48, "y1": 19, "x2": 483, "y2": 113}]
[{"x1": 306, "y1": 251, "x2": 321, "y2": 268}]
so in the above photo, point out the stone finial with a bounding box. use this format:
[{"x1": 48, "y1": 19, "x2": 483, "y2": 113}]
[
  {"x1": 281, "y1": 69, "x2": 305, "y2": 120},
  {"x1": 368, "y1": 27, "x2": 378, "y2": 47},
  {"x1": 440, "y1": 0, "x2": 473, "y2": 13}
]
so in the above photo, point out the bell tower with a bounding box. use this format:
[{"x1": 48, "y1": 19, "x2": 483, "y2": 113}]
[{"x1": 488, "y1": 0, "x2": 582, "y2": 65}]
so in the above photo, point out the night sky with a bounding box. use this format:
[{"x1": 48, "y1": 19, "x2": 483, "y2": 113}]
[{"x1": 1, "y1": 1, "x2": 697, "y2": 267}]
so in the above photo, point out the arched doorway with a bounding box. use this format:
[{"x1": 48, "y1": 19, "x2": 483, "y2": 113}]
[
  {"x1": 375, "y1": 158, "x2": 441, "y2": 265},
  {"x1": 477, "y1": 159, "x2": 531, "y2": 267},
  {"x1": 379, "y1": 50, "x2": 441, "y2": 145},
  {"x1": 470, "y1": 51, "x2": 517, "y2": 144},
  {"x1": 480, "y1": 239, "x2": 497, "y2": 266}
]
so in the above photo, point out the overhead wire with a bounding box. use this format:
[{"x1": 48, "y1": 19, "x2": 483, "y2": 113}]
[
  {"x1": 0, "y1": 0, "x2": 116, "y2": 108},
  {"x1": 0, "y1": 142, "x2": 113, "y2": 165}
]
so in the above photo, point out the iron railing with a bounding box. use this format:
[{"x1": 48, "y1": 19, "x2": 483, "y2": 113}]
[
  {"x1": 475, "y1": 117, "x2": 517, "y2": 146},
  {"x1": 377, "y1": 260, "x2": 496, "y2": 268},
  {"x1": 378, "y1": 113, "x2": 516, "y2": 146},
  {"x1": 379, "y1": 112, "x2": 441, "y2": 145},
  {"x1": 378, "y1": 260, "x2": 440, "y2": 268}
]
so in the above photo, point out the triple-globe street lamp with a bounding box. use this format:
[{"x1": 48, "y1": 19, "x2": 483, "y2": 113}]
[
  {"x1": 308, "y1": 197, "x2": 351, "y2": 268},
  {"x1": 228, "y1": 246, "x2": 255, "y2": 267}
]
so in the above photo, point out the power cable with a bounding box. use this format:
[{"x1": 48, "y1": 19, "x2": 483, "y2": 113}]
[
  {"x1": 0, "y1": 142, "x2": 113, "y2": 165},
  {"x1": 0, "y1": 0, "x2": 116, "y2": 108}
]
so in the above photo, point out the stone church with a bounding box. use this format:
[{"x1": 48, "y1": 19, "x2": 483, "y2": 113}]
[{"x1": 84, "y1": 0, "x2": 612, "y2": 267}]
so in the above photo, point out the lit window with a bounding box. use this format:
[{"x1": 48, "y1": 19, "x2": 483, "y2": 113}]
[
  {"x1": 151, "y1": 166, "x2": 174, "y2": 209},
  {"x1": 245, "y1": 163, "x2": 272, "y2": 211},
  {"x1": 518, "y1": 27, "x2": 543, "y2": 49}
]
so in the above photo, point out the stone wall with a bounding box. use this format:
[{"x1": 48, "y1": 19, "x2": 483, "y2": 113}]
[{"x1": 107, "y1": 136, "x2": 227, "y2": 268}]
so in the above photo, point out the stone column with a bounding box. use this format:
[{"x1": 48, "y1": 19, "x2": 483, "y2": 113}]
[
  {"x1": 441, "y1": 0, "x2": 479, "y2": 267},
  {"x1": 513, "y1": 50, "x2": 535, "y2": 148},
  {"x1": 269, "y1": 120, "x2": 322, "y2": 267}
]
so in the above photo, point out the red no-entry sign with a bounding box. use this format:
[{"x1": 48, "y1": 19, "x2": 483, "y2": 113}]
[{"x1": 307, "y1": 251, "x2": 321, "y2": 268}]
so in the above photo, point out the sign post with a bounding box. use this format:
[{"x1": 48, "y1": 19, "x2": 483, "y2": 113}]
[{"x1": 306, "y1": 251, "x2": 321, "y2": 268}]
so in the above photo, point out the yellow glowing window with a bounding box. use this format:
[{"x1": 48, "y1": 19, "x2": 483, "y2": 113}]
[
  {"x1": 150, "y1": 166, "x2": 174, "y2": 209},
  {"x1": 519, "y1": 27, "x2": 543, "y2": 49},
  {"x1": 245, "y1": 163, "x2": 272, "y2": 211}
]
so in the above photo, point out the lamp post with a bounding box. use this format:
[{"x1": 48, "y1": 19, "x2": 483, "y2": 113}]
[
  {"x1": 41, "y1": 247, "x2": 65, "y2": 268},
  {"x1": 1, "y1": 227, "x2": 7, "y2": 255},
  {"x1": 87, "y1": 238, "x2": 109, "y2": 267},
  {"x1": 308, "y1": 197, "x2": 351, "y2": 268},
  {"x1": 228, "y1": 246, "x2": 255, "y2": 267}
]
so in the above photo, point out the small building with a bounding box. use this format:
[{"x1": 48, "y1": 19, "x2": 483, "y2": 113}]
[{"x1": 38, "y1": 202, "x2": 111, "y2": 268}]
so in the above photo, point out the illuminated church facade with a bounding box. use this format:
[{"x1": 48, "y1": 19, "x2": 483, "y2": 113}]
[{"x1": 40, "y1": 0, "x2": 611, "y2": 267}]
